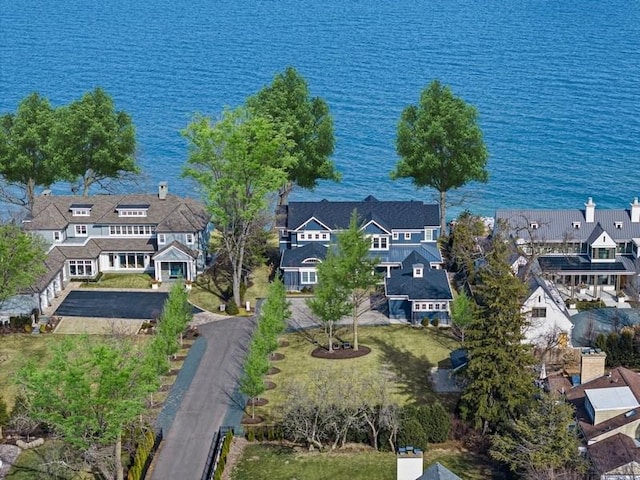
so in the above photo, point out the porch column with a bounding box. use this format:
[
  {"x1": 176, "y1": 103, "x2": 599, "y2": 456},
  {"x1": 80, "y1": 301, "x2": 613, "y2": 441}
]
[{"x1": 386, "y1": 266, "x2": 391, "y2": 278}]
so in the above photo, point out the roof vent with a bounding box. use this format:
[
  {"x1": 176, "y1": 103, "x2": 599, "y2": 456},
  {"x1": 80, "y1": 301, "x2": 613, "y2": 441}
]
[{"x1": 42, "y1": 189, "x2": 52, "y2": 196}]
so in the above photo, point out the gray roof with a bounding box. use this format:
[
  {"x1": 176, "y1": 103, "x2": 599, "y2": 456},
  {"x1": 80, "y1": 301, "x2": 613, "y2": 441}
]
[
  {"x1": 25, "y1": 193, "x2": 209, "y2": 232},
  {"x1": 588, "y1": 433, "x2": 640, "y2": 475},
  {"x1": 386, "y1": 251, "x2": 453, "y2": 301},
  {"x1": 0, "y1": 294, "x2": 39, "y2": 316},
  {"x1": 418, "y1": 462, "x2": 462, "y2": 480},
  {"x1": 277, "y1": 196, "x2": 439, "y2": 231},
  {"x1": 280, "y1": 242, "x2": 328, "y2": 268},
  {"x1": 152, "y1": 241, "x2": 199, "y2": 260},
  {"x1": 496, "y1": 205, "x2": 640, "y2": 244},
  {"x1": 538, "y1": 255, "x2": 636, "y2": 275}
]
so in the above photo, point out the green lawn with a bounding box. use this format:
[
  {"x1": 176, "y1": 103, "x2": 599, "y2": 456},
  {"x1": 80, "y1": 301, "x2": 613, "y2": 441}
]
[
  {"x1": 256, "y1": 325, "x2": 460, "y2": 421},
  {"x1": 79, "y1": 273, "x2": 153, "y2": 289},
  {"x1": 6, "y1": 440, "x2": 95, "y2": 479},
  {"x1": 230, "y1": 443, "x2": 502, "y2": 480},
  {"x1": 0, "y1": 334, "x2": 67, "y2": 409}
]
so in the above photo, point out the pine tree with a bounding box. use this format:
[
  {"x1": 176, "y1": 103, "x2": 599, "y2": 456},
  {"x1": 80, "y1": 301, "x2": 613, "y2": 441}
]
[{"x1": 459, "y1": 236, "x2": 535, "y2": 434}]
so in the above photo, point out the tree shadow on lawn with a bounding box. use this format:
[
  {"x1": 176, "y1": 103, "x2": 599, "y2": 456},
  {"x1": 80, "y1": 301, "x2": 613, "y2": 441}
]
[{"x1": 370, "y1": 337, "x2": 437, "y2": 405}]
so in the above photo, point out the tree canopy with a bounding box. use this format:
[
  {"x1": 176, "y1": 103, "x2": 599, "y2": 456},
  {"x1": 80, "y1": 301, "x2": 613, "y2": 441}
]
[
  {"x1": 391, "y1": 80, "x2": 489, "y2": 232},
  {"x1": 53, "y1": 87, "x2": 137, "y2": 195},
  {"x1": 0, "y1": 93, "x2": 62, "y2": 212},
  {"x1": 0, "y1": 223, "x2": 47, "y2": 306},
  {"x1": 247, "y1": 66, "x2": 339, "y2": 205},
  {"x1": 182, "y1": 107, "x2": 294, "y2": 306}
]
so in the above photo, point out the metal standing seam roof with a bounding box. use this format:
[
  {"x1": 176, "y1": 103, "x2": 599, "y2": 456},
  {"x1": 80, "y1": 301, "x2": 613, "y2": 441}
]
[{"x1": 418, "y1": 462, "x2": 462, "y2": 480}]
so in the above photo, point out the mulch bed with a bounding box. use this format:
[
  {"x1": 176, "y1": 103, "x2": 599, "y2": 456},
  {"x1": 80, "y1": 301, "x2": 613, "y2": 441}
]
[
  {"x1": 311, "y1": 345, "x2": 372, "y2": 359},
  {"x1": 267, "y1": 366, "x2": 281, "y2": 375},
  {"x1": 265, "y1": 381, "x2": 276, "y2": 390},
  {"x1": 270, "y1": 353, "x2": 285, "y2": 361},
  {"x1": 278, "y1": 340, "x2": 290, "y2": 348},
  {"x1": 159, "y1": 384, "x2": 171, "y2": 392},
  {"x1": 241, "y1": 415, "x2": 265, "y2": 425},
  {"x1": 173, "y1": 355, "x2": 187, "y2": 361},
  {"x1": 168, "y1": 369, "x2": 181, "y2": 376},
  {"x1": 247, "y1": 398, "x2": 269, "y2": 407}
]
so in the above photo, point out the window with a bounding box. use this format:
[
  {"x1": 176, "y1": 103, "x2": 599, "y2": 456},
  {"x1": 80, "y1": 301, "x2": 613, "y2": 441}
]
[
  {"x1": 186, "y1": 233, "x2": 194, "y2": 245},
  {"x1": 109, "y1": 225, "x2": 155, "y2": 236},
  {"x1": 404, "y1": 232, "x2": 412, "y2": 240},
  {"x1": 301, "y1": 270, "x2": 317, "y2": 284},
  {"x1": 53, "y1": 231, "x2": 61, "y2": 242},
  {"x1": 117, "y1": 253, "x2": 146, "y2": 268},
  {"x1": 371, "y1": 235, "x2": 388, "y2": 250},
  {"x1": 572, "y1": 222, "x2": 581, "y2": 229},
  {"x1": 72, "y1": 208, "x2": 90, "y2": 216},
  {"x1": 322, "y1": 233, "x2": 329, "y2": 240},
  {"x1": 68, "y1": 260, "x2": 94, "y2": 277},
  {"x1": 425, "y1": 229, "x2": 434, "y2": 241},
  {"x1": 615, "y1": 221, "x2": 623, "y2": 229},
  {"x1": 75, "y1": 225, "x2": 87, "y2": 236},
  {"x1": 530, "y1": 222, "x2": 539, "y2": 230},
  {"x1": 392, "y1": 232, "x2": 399, "y2": 240},
  {"x1": 531, "y1": 308, "x2": 547, "y2": 318},
  {"x1": 158, "y1": 233, "x2": 166, "y2": 245},
  {"x1": 118, "y1": 209, "x2": 148, "y2": 217}
]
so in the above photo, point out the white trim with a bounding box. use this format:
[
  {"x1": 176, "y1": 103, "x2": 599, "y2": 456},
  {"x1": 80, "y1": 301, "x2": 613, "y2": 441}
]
[
  {"x1": 157, "y1": 233, "x2": 166, "y2": 245},
  {"x1": 294, "y1": 216, "x2": 332, "y2": 232},
  {"x1": 186, "y1": 233, "x2": 194, "y2": 245},
  {"x1": 360, "y1": 219, "x2": 390, "y2": 234},
  {"x1": 75, "y1": 225, "x2": 88, "y2": 237},
  {"x1": 300, "y1": 269, "x2": 318, "y2": 285}
]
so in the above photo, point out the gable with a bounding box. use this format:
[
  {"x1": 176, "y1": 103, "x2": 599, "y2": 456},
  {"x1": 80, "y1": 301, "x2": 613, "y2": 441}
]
[
  {"x1": 361, "y1": 220, "x2": 389, "y2": 235},
  {"x1": 589, "y1": 229, "x2": 616, "y2": 248},
  {"x1": 295, "y1": 217, "x2": 331, "y2": 232}
]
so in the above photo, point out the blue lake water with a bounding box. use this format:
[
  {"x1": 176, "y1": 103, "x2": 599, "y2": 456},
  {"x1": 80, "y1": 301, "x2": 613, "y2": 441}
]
[{"x1": 1, "y1": 0, "x2": 639, "y2": 217}]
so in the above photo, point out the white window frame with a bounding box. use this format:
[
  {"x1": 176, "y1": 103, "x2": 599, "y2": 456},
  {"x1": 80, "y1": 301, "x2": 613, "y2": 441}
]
[
  {"x1": 392, "y1": 232, "x2": 399, "y2": 240},
  {"x1": 425, "y1": 229, "x2": 434, "y2": 241},
  {"x1": 370, "y1": 235, "x2": 389, "y2": 251},
  {"x1": 117, "y1": 209, "x2": 148, "y2": 217},
  {"x1": 75, "y1": 225, "x2": 88, "y2": 237},
  {"x1": 68, "y1": 259, "x2": 94, "y2": 277},
  {"x1": 71, "y1": 208, "x2": 90, "y2": 217},
  {"x1": 300, "y1": 270, "x2": 317, "y2": 285},
  {"x1": 109, "y1": 225, "x2": 155, "y2": 236},
  {"x1": 404, "y1": 232, "x2": 412, "y2": 240},
  {"x1": 186, "y1": 233, "x2": 194, "y2": 245},
  {"x1": 158, "y1": 233, "x2": 166, "y2": 245},
  {"x1": 53, "y1": 231, "x2": 61, "y2": 242}
]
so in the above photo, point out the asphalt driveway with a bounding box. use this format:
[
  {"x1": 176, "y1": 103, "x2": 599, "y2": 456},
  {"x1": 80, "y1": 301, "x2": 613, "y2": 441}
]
[{"x1": 54, "y1": 290, "x2": 201, "y2": 320}]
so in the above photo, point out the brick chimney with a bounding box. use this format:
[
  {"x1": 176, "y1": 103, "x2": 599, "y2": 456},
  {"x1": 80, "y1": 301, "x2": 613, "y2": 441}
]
[
  {"x1": 585, "y1": 197, "x2": 596, "y2": 223},
  {"x1": 397, "y1": 448, "x2": 423, "y2": 480},
  {"x1": 631, "y1": 198, "x2": 640, "y2": 223},
  {"x1": 158, "y1": 181, "x2": 168, "y2": 200},
  {"x1": 580, "y1": 348, "x2": 606, "y2": 384}
]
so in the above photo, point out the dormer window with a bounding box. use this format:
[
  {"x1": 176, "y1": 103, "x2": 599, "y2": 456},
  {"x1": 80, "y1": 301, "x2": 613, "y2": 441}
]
[
  {"x1": 615, "y1": 221, "x2": 623, "y2": 229},
  {"x1": 116, "y1": 204, "x2": 149, "y2": 217},
  {"x1": 70, "y1": 204, "x2": 92, "y2": 216},
  {"x1": 413, "y1": 264, "x2": 424, "y2": 278},
  {"x1": 530, "y1": 222, "x2": 539, "y2": 230},
  {"x1": 572, "y1": 222, "x2": 581, "y2": 229},
  {"x1": 404, "y1": 232, "x2": 412, "y2": 240}
]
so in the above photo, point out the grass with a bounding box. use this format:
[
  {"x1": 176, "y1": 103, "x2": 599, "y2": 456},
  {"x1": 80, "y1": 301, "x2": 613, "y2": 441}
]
[
  {"x1": 79, "y1": 273, "x2": 153, "y2": 289},
  {"x1": 230, "y1": 443, "x2": 502, "y2": 480},
  {"x1": 0, "y1": 334, "x2": 67, "y2": 409},
  {"x1": 189, "y1": 263, "x2": 272, "y2": 314},
  {"x1": 255, "y1": 325, "x2": 460, "y2": 421},
  {"x1": 6, "y1": 440, "x2": 95, "y2": 479},
  {"x1": 54, "y1": 318, "x2": 144, "y2": 335}
]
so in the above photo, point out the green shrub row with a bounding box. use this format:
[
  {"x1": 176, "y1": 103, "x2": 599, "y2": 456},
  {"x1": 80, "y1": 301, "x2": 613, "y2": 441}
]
[
  {"x1": 213, "y1": 430, "x2": 234, "y2": 480},
  {"x1": 397, "y1": 403, "x2": 452, "y2": 450},
  {"x1": 245, "y1": 425, "x2": 285, "y2": 442},
  {"x1": 126, "y1": 429, "x2": 156, "y2": 480}
]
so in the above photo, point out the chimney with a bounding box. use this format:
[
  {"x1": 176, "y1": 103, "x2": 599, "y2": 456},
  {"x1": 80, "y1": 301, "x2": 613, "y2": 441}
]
[
  {"x1": 412, "y1": 264, "x2": 424, "y2": 278},
  {"x1": 158, "y1": 181, "x2": 168, "y2": 200},
  {"x1": 580, "y1": 348, "x2": 606, "y2": 384},
  {"x1": 397, "y1": 448, "x2": 423, "y2": 480},
  {"x1": 585, "y1": 197, "x2": 596, "y2": 223},
  {"x1": 631, "y1": 198, "x2": 640, "y2": 223}
]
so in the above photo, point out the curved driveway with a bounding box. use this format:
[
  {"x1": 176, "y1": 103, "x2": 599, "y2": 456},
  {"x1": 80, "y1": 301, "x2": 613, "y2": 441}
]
[{"x1": 150, "y1": 316, "x2": 256, "y2": 480}]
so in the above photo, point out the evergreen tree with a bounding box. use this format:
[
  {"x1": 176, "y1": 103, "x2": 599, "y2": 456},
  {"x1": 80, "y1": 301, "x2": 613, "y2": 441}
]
[{"x1": 459, "y1": 236, "x2": 535, "y2": 434}]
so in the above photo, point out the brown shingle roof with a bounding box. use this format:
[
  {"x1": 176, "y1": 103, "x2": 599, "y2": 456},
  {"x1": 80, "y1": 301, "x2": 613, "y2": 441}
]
[
  {"x1": 25, "y1": 194, "x2": 209, "y2": 232},
  {"x1": 588, "y1": 433, "x2": 640, "y2": 474}
]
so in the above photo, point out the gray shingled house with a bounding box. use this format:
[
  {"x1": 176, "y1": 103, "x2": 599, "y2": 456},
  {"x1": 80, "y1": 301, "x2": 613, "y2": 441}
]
[
  {"x1": 277, "y1": 196, "x2": 453, "y2": 324},
  {"x1": 496, "y1": 197, "x2": 640, "y2": 298},
  {"x1": 22, "y1": 182, "x2": 210, "y2": 312}
]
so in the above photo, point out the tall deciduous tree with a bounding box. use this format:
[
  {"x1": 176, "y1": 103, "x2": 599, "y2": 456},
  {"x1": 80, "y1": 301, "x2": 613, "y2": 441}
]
[
  {"x1": 490, "y1": 392, "x2": 585, "y2": 479},
  {"x1": 18, "y1": 336, "x2": 157, "y2": 480},
  {"x1": 239, "y1": 339, "x2": 269, "y2": 419},
  {"x1": 391, "y1": 80, "x2": 489, "y2": 233},
  {"x1": 326, "y1": 210, "x2": 380, "y2": 351},
  {"x1": 183, "y1": 107, "x2": 294, "y2": 306},
  {"x1": 0, "y1": 93, "x2": 62, "y2": 212},
  {"x1": 450, "y1": 291, "x2": 477, "y2": 344},
  {"x1": 0, "y1": 224, "x2": 47, "y2": 306},
  {"x1": 459, "y1": 236, "x2": 535, "y2": 434},
  {"x1": 247, "y1": 66, "x2": 339, "y2": 206},
  {"x1": 307, "y1": 249, "x2": 351, "y2": 353},
  {"x1": 54, "y1": 87, "x2": 137, "y2": 195}
]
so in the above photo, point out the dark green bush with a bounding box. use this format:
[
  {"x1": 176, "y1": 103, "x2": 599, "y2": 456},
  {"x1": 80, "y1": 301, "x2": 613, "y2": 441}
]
[
  {"x1": 126, "y1": 429, "x2": 155, "y2": 480},
  {"x1": 226, "y1": 300, "x2": 239, "y2": 315}
]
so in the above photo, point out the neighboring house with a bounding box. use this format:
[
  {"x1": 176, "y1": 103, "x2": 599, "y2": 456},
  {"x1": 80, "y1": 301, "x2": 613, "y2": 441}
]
[
  {"x1": 277, "y1": 196, "x2": 453, "y2": 323},
  {"x1": 23, "y1": 182, "x2": 210, "y2": 311},
  {"x1": 417, "y1": 462, "x2": 461, "y2": 480},
  {"x1": 396, "y1": 450, "x2": 461, "y2": 480},
  {"x1": 521, "y1": 270, "x2": 573, "y2": 348},
  {"x1": 496, "y1": 197, "x2": 640, "y2": 296},
  {"x1": 547, "y1": 350, "x2": 640, "y2": 478}
]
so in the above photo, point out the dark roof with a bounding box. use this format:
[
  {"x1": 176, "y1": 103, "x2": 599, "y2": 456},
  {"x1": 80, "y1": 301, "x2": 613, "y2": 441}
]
[
  {"x1": 116, "y1": 204, "x2": 150, "y2": 209},
  {"x1": 278, "y1": 197, "x2": 439, "y2": 231},
  {"x1": 25, "y1": 193, "x2": 209, "y2": 232},
  {"x1": 386, "y1": 251, "x2": 452, "y2": 300},
  {"x1": 538, "y1": 255, "x2": 636, "y2": 274},
  {"x1": 418, "y1": 462, "x2": 462, "y2": 480},
  {"x1": 69, "y1": 203, "x2": 93, "y2": 209},
  {"x1": 588, "y1": 433, "x2": 640, "y2": 474},
  {"x1": 280, "y1": 243, "x2": 328, "y2": 268},
  {"x1": 152, "y1": 241, "x2": 199, "y2": 260}
]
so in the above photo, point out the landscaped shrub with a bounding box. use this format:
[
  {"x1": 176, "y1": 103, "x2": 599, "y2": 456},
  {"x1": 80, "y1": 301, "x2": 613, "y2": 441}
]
[
  {"x1": 398, "y1": 403, "x2": 451, "y2": 448},
  {"x1": 10, "y1": 316, "x2": 30, "y2": 330},
  {"x1": 213, "y1": 430, "x2": 234, "y2": 480},
  {"x1": 431, "y1": 318, "x2": 439, "y2": 327},
  {"x1": 126, "y1": 429, "x2": 156, "y2": 480},
  {"x1": 424, "y1": 402, "x2": 451, "y2": 443},
  {"x1": 398, "y1": 415, "x2": 428, "y2": 450},
  {"x1": 226, "y1": 300, "x2": 239, "y2": 315}
]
